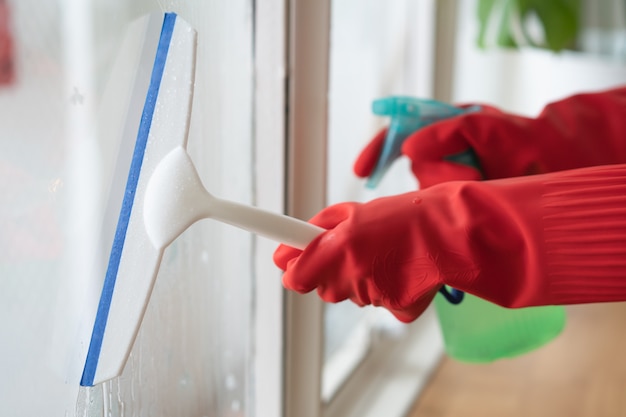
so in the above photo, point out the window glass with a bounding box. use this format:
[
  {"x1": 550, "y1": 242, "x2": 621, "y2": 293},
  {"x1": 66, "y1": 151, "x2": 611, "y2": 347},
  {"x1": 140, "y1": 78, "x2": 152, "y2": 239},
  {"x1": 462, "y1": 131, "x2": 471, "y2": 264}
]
[
  {"x1": 324, "y1": 0, "x2": 435, "y2": 400},
  {"x1": 0, "y1": 1, "x2": 255, "y2": 415}
]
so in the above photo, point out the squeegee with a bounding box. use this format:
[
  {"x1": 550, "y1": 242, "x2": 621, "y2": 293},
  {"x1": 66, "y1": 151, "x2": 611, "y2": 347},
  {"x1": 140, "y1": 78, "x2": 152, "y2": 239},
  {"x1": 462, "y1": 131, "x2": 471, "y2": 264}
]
[{"x1": 81, "y1": 12, "x2": 322, "y2": 386}]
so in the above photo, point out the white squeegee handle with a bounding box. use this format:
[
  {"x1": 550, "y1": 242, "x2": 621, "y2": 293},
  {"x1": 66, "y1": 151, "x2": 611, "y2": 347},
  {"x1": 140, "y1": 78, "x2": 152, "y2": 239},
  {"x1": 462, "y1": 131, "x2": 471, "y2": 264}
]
[
  {"x1": 143, "y1": 146, "x2": 325, "y2": 251},
  {"x1": 210, "y1": 194, "x2": 324, "y2": 250}
]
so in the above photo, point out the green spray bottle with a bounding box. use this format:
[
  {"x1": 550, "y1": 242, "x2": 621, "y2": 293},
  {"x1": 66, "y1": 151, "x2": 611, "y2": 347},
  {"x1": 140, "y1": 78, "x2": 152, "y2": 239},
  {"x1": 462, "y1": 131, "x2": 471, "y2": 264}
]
[{"x1": 368, "y1": 96, "x2": 565, "y2": 362}]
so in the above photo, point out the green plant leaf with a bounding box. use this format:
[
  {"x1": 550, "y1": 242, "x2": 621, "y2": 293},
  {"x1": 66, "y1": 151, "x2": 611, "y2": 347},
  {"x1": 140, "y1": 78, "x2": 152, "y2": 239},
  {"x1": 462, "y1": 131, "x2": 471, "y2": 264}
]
[
  {"x1": 477, "y1": 0, "x2": 581, "y2": 51},
  {"x1": 477, "y1": 0, "x2": 499, "y2": 48},
  {"x1": 518, "y1": 0, "x2": 580, "y2": 51},
  {"x1": 477, "y1": 0, "x2": 519, "y2": 49},
  {"x1": 496, "y1": 0, "x2": 518, "y2": 48}
]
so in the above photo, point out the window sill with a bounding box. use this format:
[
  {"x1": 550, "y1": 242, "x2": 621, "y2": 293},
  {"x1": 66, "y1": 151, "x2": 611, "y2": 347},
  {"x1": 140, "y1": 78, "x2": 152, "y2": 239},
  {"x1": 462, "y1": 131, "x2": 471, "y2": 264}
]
[{"x1": 323, "y1": 307, "x2": 444, "y2": 417}]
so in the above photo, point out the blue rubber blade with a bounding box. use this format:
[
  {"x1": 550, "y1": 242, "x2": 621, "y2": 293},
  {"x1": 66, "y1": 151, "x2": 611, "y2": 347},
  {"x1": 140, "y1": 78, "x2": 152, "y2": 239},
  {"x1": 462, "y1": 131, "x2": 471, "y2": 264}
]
[{"x1": 80, "y1": 13, "x2": 177, "y2": 387}]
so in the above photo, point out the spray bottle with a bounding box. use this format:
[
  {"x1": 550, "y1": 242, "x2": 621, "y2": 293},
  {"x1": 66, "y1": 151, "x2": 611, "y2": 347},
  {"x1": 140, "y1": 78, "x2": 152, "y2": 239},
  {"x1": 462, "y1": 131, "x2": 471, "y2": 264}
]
[{"x1": 368, "y1": 96, "x2": 565, "y2": 362}]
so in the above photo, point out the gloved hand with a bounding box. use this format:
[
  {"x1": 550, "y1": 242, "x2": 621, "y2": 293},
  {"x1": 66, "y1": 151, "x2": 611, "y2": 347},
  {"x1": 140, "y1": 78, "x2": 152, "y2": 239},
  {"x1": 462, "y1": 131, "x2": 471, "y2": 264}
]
[
  {"x1": 274, "y1": 164, "x2": 626, "y2": 322},
  {"x1": 354, "y1": 87, "x2": 626, "y2": 188}
]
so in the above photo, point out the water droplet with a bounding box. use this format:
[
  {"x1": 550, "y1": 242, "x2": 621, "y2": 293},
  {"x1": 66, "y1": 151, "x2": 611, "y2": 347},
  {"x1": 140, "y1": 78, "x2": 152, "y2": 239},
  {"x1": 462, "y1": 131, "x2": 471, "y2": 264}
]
[
  {"x1": 180, "y1": 375, "x2": 190, "y2": 386},
  {"x1": 231, "y1": 400, "x2": 241, "y2": 411},
  {"x1": 225, "y1": 373, "x2": 237, "y2": 390}
]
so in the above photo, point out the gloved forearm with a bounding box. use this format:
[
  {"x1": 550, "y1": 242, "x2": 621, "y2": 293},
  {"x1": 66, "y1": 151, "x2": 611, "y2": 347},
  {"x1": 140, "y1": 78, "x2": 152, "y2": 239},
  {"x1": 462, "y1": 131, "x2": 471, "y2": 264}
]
[
  {"x1": 453, "y1": 163, "x2": 626, "y2": 307},
  {"x1": 355, "y1": 87, "x2": 626, "y2": 188},
  {"x1": 274, "y1": 164, "x2": 626, "y2": 322}
]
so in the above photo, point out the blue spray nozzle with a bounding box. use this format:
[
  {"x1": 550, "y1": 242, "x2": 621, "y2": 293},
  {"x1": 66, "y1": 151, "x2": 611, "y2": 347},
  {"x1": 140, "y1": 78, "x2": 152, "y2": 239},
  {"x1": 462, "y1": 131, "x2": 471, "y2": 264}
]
[
  {"x1": 372, "y1": 96, "x2": 461, "y2": 118},
  {"x1": 366, "y1": 96, "x2": 479, "y2": 189}
]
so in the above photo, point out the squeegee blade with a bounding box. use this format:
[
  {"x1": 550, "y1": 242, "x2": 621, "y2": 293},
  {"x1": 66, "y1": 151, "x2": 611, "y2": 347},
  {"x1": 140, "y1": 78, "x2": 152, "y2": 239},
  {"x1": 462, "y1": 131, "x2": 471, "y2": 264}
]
[{"x1": 80, "y1": 12, "x2": 197, "y2": 387}]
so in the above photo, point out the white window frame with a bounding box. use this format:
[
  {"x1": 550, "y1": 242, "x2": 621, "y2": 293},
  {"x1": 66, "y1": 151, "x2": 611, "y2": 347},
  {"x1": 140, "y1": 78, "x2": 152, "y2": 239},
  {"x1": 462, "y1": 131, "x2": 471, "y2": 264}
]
[
  {"x1": 283, "y1": 1, "x2": 330, "y2": 416},
  {"x1": 253, "y1": 1, "x2": 289, "y2": 417},
  {"x1": 281, "y1": 1, "x2": 457, "y2": 417}
]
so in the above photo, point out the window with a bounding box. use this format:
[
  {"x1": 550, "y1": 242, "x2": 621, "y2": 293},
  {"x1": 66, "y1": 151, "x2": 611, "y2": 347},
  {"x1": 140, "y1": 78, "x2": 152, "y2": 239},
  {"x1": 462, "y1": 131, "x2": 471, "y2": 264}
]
[
  {"x1": 285, "y1": 1, "x2": 445, "y2": 417},
  {"x1": 1, "y1": 1, "x2": 447, "y2": 416},
  {"x1": 1, "y1": 1, "x2": 259, "y2": 415},
  {"x1": 323, "y1": 0, "x2": 437, "y2": 403}
]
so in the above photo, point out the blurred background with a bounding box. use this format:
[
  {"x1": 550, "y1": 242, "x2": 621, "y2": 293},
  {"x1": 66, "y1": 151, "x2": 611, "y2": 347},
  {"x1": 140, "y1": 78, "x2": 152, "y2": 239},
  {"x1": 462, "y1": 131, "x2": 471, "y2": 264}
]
[{"x1": 0, "y1": 0, "x2": 625, "y2": 416}]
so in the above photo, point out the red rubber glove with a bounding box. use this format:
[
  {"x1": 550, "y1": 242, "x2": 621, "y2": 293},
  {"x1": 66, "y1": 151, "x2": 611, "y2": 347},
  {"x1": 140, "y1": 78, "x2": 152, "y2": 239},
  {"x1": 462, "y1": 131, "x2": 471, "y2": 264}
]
[
  {"x1": 275, "y1": 164, "x2": 626, "y2": 322},
  {"x1": 354, "y1": 87, "x2": 626, "y2": 188}
]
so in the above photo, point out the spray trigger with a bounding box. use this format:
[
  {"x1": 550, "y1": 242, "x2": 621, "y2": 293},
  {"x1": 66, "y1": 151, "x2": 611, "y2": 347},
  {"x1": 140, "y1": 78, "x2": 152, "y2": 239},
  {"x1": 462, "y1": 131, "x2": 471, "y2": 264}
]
[{"x1": 366, "y1": 96, "x2": 480, "y2": 189}]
